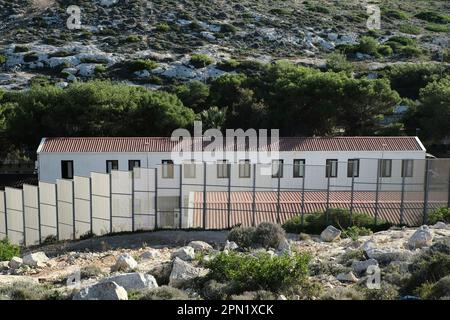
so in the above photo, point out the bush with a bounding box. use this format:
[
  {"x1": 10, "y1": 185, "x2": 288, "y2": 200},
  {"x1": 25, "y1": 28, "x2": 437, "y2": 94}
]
[
  {"x1": 94, "y1": 65, "x2": 107, "y2": 74},
  {"x1": 400, "y1": 46, "x2": 423, "y2": 58},
  {"x1": 420, "y1": 275, "x2": 450, "y2": 299},
  {"x1": 399, "y1": 24, "x2": 421, "y2": 35},
  {"x1": 155, "y1": 22, "x2": 170, "y2": 32},
  {"x1": 80, "y1": 266, "x2": 104, "y2": 279},
  {"x1": 358, "y1": 36, "x2": 379, "y2": 56},
  {"x1": 282, "y1": 208, "x2": 391, "y2": 234},
  {"x1": 126, "y1": 59, "x2": 158, "y2": 72},
  {"x1": 202, "y1": 280, "x2": 230, "y2": 300},
  {"x1": 0, "y1": 238, "x2": 20, "y2": 261},
  {"x1": 131, "y1": 286, "x2": 189, "y2": 300},
  {"x1": 359, "y1": 282, "x2": 400, "y2": 300},
  {"x1": 190, "y1": 54, "x2": 214, "y2": 68},
  {"x1": 341, "y1": 226, "x2": 373, "y2": 241},
  {"x1": 204, "y1": 251, "x2": 311, "y2": 293},
  {"x1": 415, "y1": 11, "x2": 450, "y2": 24},
  {"x1": 425, "y1": 24, "x2": 450, "y2": 33},
  {"x1": 0, "y1": 55, "x2": 6, "y2": 65},
  {"x1": 253, "y1": 222, "x2": 286, "y2": 249},
  {"x1": 427, "y1": 207, "x2": 450, "y2": 224},
  {"x1": 383, "y1": 9, "x2": 408, "y2": 20},
  {"x1": 228, "y1": 226, "x2": 256, "y2": 248},
  {"x1": 0, "y1": 282, "x2": 64, "y2": 300},
  {"x1": 378, "y1": 45, "x2": 393, "y2": 56},
  {"x1": 125, "y1": 34, "x2": 141, "y2": 43},
  {"x1": 220, "y1": 24, "x2": 237, "y2": 34},
  {"x1": 14, "y1": 45, "x2": 29, "y2": 53}
]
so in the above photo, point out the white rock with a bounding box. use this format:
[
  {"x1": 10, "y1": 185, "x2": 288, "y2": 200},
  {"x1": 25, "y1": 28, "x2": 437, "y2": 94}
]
[
  {"x1": 365, "y1": 248, "x2": 413, "y2": 263},
  {"x1": 100, "y1": 273, "x2": 158, "y2": 291},
  {"x1": 320, "y1": 225, "x2": 341, "y2": 242},
  {"x1": 73, "y1": 281, "x2": 128, "y2": 300},
  {"x1": 336, "y1": 272, "x2": 359, "y2": 283},
  {"x1": 351, "y1": 259, "x2": 378, "y2": 274},
  {"x1": 171, "y1": 246, "x2": 196, "y2": 261},
  {"x1": 188, "y1": 241, "x2": 213, "y2": 252},
  {"x1": 8, "y1": 257, "x2": 23, "y2": 269},
  {"x1": 408, "y1": 225, "x2": 433, "y2": 249},
  {"x1": 112, "y1": 253, "x2": 138, "y2": 272},
  {"x1": 22, "y1": 252, "x2": 49, "y2": 267},
  {"x1": 140, "y1": 249, "x2": 160, "y2": 260},
  {"x1": 278, "y1": 294, "x2": 287, "y2": 300},
  {"x1": 56, "y1": 82, "x2": 69, "y2": 89},
  {"x1": 0, "y1": 261, "x2": 9, "y2": 271},
  {"x1": 433, "y1": 222, "x2": 448, "y2": 230},
  {"x1": 169, "y1": 257, "x2": 208, "y2": 288},
  {"x1": 277, "y1": 238, "x2": 291, "y2": 253},
  {"x1": 224, "y1": 240, "x2": 238, "y2": 251}
]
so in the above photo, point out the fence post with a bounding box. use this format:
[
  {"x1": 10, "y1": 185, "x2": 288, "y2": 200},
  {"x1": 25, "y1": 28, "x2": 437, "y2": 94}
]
[
  {"x1": 400, "y1": 173, "x2": 406, "y2": 225},
  {"x1": 326, "y1": 165, "x2": 331, "y2": 223},
  {"x1": 276, "y1": 168, "x2": 281, "y2": 224},
  {"x1": 3, "y1": 192, "x2": 7, "y2": 239},
  {"x1": 179, "y1": 164, "x2": 183, "y2": 229},
  {"x1": 203, "y1": 162, "x2": 207, "y2": 229},
  {"x1": 109, "y1": 173, "x2": 113, "y2": 234},
  {"x1": 423, "y1": 159, "x2": 431, "y2": 225},
  {"x1": 301, "y1": 173, "x2": 306, "y2": 226},
  {"x1": 55, "y1": 184, "x2": 59, "y2": 241},
  {"x1": 21, "y1": 190, "x2": 26, "y2": 246},
  {"x1": 350, "y1": 165, "x2": 355, "y2": 225},
  {"x1": 252, "y1": 164, "x2": 256, "y2": 227},
  {"x1": 227, "y1": 163, "x2": 231, "y2": 229},
  {"x1": 37, "y1": 187, "x2": 41, "y2": 245},
  {"x1": 72, "y1": 180, "x2": 76, "y2": 240},
  {"x1": 154, "y1": 167, "x2": 158, "y2": 230},
  {"x1": 374, "y1": 160, "x2": 380, "y2": 225},
  {"x1": 89, "y1": 178, "x2": 93, "y2": 235},
  {"x1": 131, "y1": 170, "x2": 135, "y2": 232}
]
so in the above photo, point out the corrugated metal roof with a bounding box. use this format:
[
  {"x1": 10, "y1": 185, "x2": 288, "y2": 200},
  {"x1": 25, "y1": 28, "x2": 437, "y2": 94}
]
[
  {"x1": 190, "y1": 191, "x2": 446, "y2": 228},
  {"x1": 39, "y1": 136, "x2": 425, "y2": 153}
]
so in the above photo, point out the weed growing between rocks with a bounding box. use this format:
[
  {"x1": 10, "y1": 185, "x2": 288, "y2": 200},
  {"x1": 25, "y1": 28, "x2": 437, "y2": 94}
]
[
  {"x1": 129, "y1": 286, "x2": 189, "y2": 300},
  {"x1": 0, "y1": 238, "x2": 20, "y2": 261},
  {"x1": 0, "y1": 282, "x2": 66, "y2": 300}
]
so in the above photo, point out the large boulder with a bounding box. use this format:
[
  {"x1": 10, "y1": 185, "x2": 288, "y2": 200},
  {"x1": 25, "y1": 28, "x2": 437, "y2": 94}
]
[
  {"x1": 169, "y1": 257, "x2": 208, "y2": 288},
  {"x1": 22, "y1": 252, "x2": 49, "y2": 267},
  {"x1": 112, "y1": 253, "x2": 138, "y2": 272},
  {"x1": 365, "y1": 248, "x2": 413, "y2": 264},
  {"x1": 170, "y1": 246, "x2": 195, "y2": 261},
  {"x1": 140, "y1": 249, "x2": 160, "y2": 260},
  {"x1": 8, "y1": 257, "x2": 23, "y2": 269},
  {"x1": 73, "y1": 281, "x2": 128, "y2": 300},
  {"x1": 188, "y1": 241, "x2": 213, "y2": 252},
  {"x1": 408, "y1": 225, "x2": 433, "y2": 249},
  {"x1": 351, "y1": 259, "x2": 378, "y2": 274},
  {"x1": 277, "y1": 238, "x2": 291, "y2": 254},
  {"x1": 320, "y1": 225, "x2": 341, "y2": 242},
  {"x1": 101, "y1": 273, "x2": 158, "y2": 291}
]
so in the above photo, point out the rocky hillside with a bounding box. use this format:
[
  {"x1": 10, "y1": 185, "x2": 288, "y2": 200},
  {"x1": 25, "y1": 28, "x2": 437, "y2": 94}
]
[
  {"x1": 1, "y1": 222, "x2": 449, "y2": 300},
  {"x1": 0, "y1": 0, "x2": 449, "y2": 89}
]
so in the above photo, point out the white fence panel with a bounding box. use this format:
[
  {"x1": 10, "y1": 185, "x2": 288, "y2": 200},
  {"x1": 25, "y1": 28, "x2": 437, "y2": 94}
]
[
  {"x1": 111, "y1": 170, "x2": 132, "y2": 233},
  {"x1": 133, "y1": 167, "x2": 155, "y2": 230},
  {"x1": 74, "y1": 176, "x2": 91, "y2": 238},
  {"x1": 0, "y1": 191, "x2": 6, "y2": 239},
  {"x1": 5, "y1": 187, "x2": 24, "y2": 245},
  {"x1": 39, "y1": 181, "x2": 58, "y2": 241},
  {"x1": 23, "y1": 184, "x2": 40, "y2": 246},
  {"x1": 91, "y1": 172, "x2": 110, "y2": 235},
  {"x1": 57, "y1": 179, "x2": 74, "y2": 240}
]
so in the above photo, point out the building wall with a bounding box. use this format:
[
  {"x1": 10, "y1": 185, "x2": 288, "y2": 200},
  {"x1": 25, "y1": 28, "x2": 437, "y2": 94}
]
[{"x1": 38, "y1": 150, "x2": 427, "y2": 192}]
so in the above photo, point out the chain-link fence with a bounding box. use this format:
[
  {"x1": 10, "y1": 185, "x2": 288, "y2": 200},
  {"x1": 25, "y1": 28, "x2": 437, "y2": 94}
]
[{"x1": 0, "y1": 158, "x2": 449, "y2": 246}]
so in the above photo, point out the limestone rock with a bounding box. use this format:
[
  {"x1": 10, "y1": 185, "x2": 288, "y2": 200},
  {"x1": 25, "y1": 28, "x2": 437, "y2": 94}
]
[
  {"x1": 320, "y1": 225, "x2": 341, "y2": 242},
  {"x1": 408, "y1": 225, "x2": 433, "y2": 249},
  {"x1": 351, "y1": 259, "x2": 378, "y2": 274},
  {"x1": 171, "y1": 246, "x2": 195, "y2": 261},
  {"x1": 140, "y1": 249, "x2": 160, "y2": 260},
  {"x1": 112, "y1": 253, "x2": 138, "y2": 272},
  {"x1": 336, "y1": 272, "x2": 359, "y2": 283},
  {"x1": 73, "y1": 281, "x2": 128, "y2": 300},
  {"x1": 8, "y1": 257, "x2": 23, "y2": 269},
  {"x1": 101, "y1": 273, "x2": 158, "y2": 291},
  {"x1": 169, "y1": 257, "x2": 208, "y2": 288},
  {"x1": 22, "y1": 252, "x2": 49, "y2": 267},
  {"x1": 224, "y1": 240, "x2": 238, "y2": 251},
  {"x1": 188, "y1": 241, "x2": 213, "y2": 252}
]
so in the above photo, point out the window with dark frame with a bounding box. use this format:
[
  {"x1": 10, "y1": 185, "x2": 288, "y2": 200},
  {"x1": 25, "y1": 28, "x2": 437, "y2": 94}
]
[
  {"x1": 326, "y1": 159, "x2": 338, "y2": 178},
  {"x1": 239, "y1": 160, "x2": 251, "y2": 178},
  {"x1": 217, "y1": 160, "x2": 229, "y2": 179},
  {"x1": 128, "y1": 160, "x2": 141, "y2": 171},
  {"x1": 347, "y1": 159, "x2": 360, "y2": 178},
  {"x1": 184, "y1": 160, "x2": 196, "y2": 179},
  {"x1": 293, "y1": 159, "x2": 305, "y2": 178},
  {"x1": 379, "y1": 159, "x2": 392, "y2": 177},
  {"x1": 272, "y1": 159, "x2": 284, "y2": 178},
  {"x1": 162, "y1": 160, "x2": 174, "y2": 179},
  {"x1": 402, "y1": 159, "x2": 414, "y2": 178},
  {"x1": 106, "y1": 160, "x2": 119, "y2": 173},
  {"x1": 61, "y1": 160, "x2": 74, "y2": 179}
]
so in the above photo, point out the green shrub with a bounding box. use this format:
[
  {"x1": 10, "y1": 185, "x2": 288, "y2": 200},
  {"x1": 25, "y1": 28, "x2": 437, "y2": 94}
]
[
  {"x1": 420, "y1": 275, "x2": 450, "y2": 300},
  {"x1": 400, "y1": 46, "x2": 423, "y2": 58},
  {"x1": 0, "y1": 238, "x2": 20, "y2": 261},
  {"x1": 444, "y1": 49, "x2": 450, "y2": 63},
  {"x1": 190, "y1": 54, "x2": 214, "y2": 68},
  {"x1": 216, "y1": 59, "x2": 240, "y2": 71},
  {"x1": 126, "y1": 59, "x2": 158, "y2": 72},
  {"x1": 341, "y1": 226, "x2": 373, "y2": 240},
  {"x1": 155, "y1": 22, "x2": 170, "y2": 32},
  {"x1": 358, "y1": 37, "x2": 379, "y2": 56},
  {"x1": 378, "y1": 45, "x2": 393, "y2": 56},
  {"x1": 253, "y1": 222, "x2": 286, "y2": 249},
  {"x1": 131, "y1": 286, "x2": 189, "y2": 300},
  {"x1": 0, "y1": 55, "x2": 7, "y2": 65},
  {"x1": 125, "y1": 34, "x2": 141, "y2": 43},
  {"x1": 427, "y1": 207, "x2": 450, "y2": 224},
  {"x1": 399, "y1": 24, "x2": 421, "y2": 35},
  {"x1": 228, "y1": 225, "x2": 256, "y2": 248},
  {"x1": 204, "y1": 251, "x2": 311, "y2": 293},
  {"x1": 415, "y1": 11, "x2": 450, "y2": 24},
  {"x1": 14, "y1": 45, "x2": 29, "y2": 53},
  {"x1": 360, "y1": 282, "x2": 400, "y2": 300},
  {"x1": 326, "y1": 52, "x2": 354, "y2": 74},
  {"x1": 94, "y1": 65, "x2": 107, "y2": 74},
  {"x1": 282, "y1": 208, "x2": 391, "y2": 234},
  {"x1": 80, "y1": 266, "x2": 104, "y2": 279},
  {"x1": 425, "y1": 24, "x2": 450, "y2": 33},
  {"x1": 220, "y1": 24, "x2": 237, "y2": 34},
  {"x1": 307, "y1": 5, "x2": 330, "y2": 14},
  {"x1": 383, "y1": 9, "x2": 408, "y2": 20},
  {"x1": 0, "y1": 282, "x2": 64, "y2": 300},
  {"x1": 202, "y1": 280, "x2": 230, "y2": 300},
  {"x1": 388, "y1": 36, "x2": 416, "y2": 47}
]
